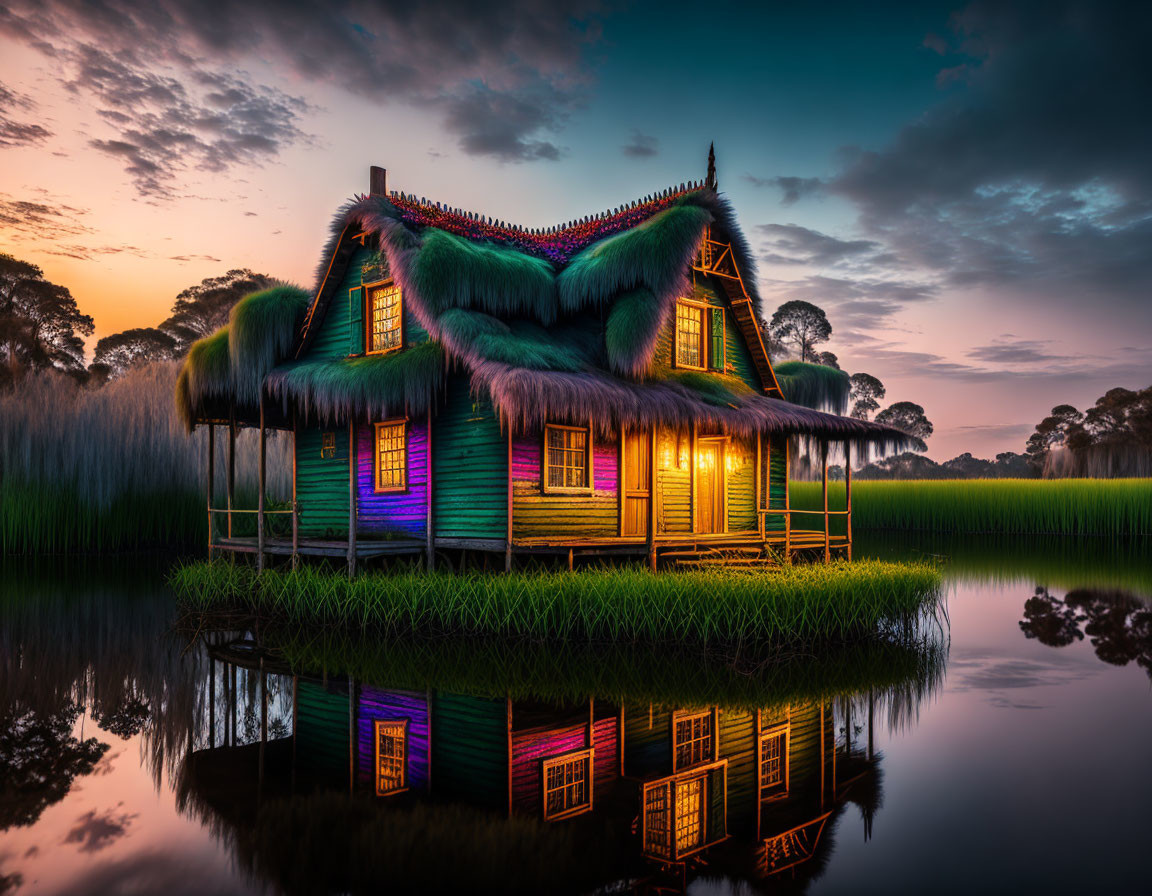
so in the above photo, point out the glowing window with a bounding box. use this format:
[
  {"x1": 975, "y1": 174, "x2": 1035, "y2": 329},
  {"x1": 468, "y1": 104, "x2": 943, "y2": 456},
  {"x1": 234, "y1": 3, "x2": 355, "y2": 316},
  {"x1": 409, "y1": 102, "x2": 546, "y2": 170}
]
[
  {"x1": 675, "y1": 775, "x2": 705, "y2": 855},
  {"x1": 759, "y1": 725, "x2": 789, "y2": 799},
  {"x1": 544, "y1": 424, "x2": 591, "y2": 491},
  {"x1": 542, "y1": 749, "x2": 592, "y2": 820},
  {"x1": 375, "y1": 719, "x2": 407, "y2": 795},
  {"x1": 366, "y1": 282, "x2": 402, "y2": 354},
  {"x1": 673, "y1": 710, "x2": 713, "y2": 770},
  {"x1": 675, "y1": 302, "x2": 705, "y2": 368},
  {"x1": 643, "y1": 774, "x2": 708, "y2": 860},
  {"x1": 374, "y1": 421, "x2": 407, "y2": 492}
]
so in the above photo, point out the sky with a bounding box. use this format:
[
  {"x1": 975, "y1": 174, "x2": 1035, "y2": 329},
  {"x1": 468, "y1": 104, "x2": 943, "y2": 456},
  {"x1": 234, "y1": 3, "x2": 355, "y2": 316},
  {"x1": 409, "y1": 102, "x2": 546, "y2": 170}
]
[{"x1": 0, "y1": 0, "x2": 1149, "y2": 460}]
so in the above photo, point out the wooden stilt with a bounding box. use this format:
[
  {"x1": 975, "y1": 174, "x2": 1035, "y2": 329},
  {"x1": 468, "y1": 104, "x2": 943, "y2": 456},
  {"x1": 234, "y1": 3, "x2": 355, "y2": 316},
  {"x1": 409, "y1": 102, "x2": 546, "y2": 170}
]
[
  {"x1": 647, "y1": 425, "x2": 658, "y2": 570},
  {"x1": 845, "y1": 441, "x2": 853, "y2": 562},
  {"x1": 568, "y1": 547, "x2": 574, "y2": 571},
  {"x1": 426, "y1": 406, "x2": 434, "y2": 571},
  {"x1": 347, "y1": 422, "x2": 357, "y2": 578},
  {"x1": 821, "y1": 441, "x2": 830, "y2": 564},
  {"x1": 257, "y1": 403, "x2": 266, "y2": 573},
  {"x1": 784, "y1": 439, "x2": 792, "y2": 563},
  {"x1": 207, "y1": 424, "x2": 215, "y2": 559},
  {"x1": 755, "y1": 432, "x2": 763, "y2": 541}
]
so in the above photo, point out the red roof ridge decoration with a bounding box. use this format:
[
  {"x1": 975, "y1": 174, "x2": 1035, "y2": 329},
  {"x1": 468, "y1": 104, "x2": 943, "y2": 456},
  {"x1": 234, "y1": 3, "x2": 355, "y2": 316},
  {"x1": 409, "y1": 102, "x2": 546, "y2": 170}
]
[{"x1": 378, "y1": 181, "x2": 709, "y2": 264}]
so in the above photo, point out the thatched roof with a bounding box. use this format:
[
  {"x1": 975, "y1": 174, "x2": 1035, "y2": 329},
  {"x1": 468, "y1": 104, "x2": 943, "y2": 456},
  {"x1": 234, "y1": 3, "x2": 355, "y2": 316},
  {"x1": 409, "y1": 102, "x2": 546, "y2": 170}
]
[{"x1": 177, "y1": 181, "x2": 914, "y2": 450}]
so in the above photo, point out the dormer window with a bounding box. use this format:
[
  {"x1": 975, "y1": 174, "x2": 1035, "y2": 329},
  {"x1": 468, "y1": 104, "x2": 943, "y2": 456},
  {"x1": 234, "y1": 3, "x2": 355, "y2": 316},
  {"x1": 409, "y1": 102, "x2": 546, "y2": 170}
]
[
  {"x1": 674, "y1": 300, "x2": 725, "y2": 371},
  {"x1": 366, "y1": 281, "x2": 403, "y2": 354}
]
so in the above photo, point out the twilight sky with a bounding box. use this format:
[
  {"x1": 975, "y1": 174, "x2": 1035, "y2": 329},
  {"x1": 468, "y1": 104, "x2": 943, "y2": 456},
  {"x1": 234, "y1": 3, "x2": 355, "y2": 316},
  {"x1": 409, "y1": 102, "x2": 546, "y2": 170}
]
[{"x1": 0, "y1": 0, "x2": 1149, "y2": 460}]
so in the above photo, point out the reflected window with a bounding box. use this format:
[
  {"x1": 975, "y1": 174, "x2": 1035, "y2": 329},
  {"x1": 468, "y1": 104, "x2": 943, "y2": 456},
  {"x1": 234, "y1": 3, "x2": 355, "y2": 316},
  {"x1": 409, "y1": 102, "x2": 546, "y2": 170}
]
[
  {"x1": 542, "y1": 749, "x2": 592, "y2": 820},
  {"x1": 759, "y1": 725, "x2": 789, "y2": 799},
  {"x1": 673, "y1": 709, "x2": 713, "y2": 770},
  {"x1": 643, "y1": 774, "x2": 708, "y2": 860},
  {"x1": 375, "y1": 719, "x2": 407, "y2": 795}
]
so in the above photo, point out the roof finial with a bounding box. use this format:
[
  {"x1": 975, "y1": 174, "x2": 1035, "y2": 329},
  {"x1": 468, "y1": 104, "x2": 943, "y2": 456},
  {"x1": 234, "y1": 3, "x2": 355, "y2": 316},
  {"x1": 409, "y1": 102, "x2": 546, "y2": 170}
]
[{"x1": 706, "y1": 142, "x2": 717, "y2": 190}]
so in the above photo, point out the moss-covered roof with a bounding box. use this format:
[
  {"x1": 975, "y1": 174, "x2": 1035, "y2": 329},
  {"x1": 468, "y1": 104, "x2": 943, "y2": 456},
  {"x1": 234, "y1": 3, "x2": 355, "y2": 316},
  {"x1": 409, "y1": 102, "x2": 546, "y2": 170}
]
[{"x1": 176, "y1": 182, "x2": 914, "y2": 450}]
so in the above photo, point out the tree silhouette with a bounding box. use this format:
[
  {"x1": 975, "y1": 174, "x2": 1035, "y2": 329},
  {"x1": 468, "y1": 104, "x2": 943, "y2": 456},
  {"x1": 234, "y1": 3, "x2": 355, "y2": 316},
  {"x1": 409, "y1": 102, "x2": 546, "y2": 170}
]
[
  {"x1": 1019, "y1": 588, "x2": 1152, "y2": 679},
  {"x1": 848, "y1": 373, "x2": 885, "y2": 421},
  {"x1": 0, "y1": 702, "x2": 108, "y2": 830},
  {"x1": 769, "y1": 300, "x2": 832, "y2": 362},
  {"x1": 1019, "y1": 587, "x2": 1084, "y2": 647},
  {"x1": 92, "y1": 327, "x2": 180, "y2": 377},
  {"x1": 875, "y1": 401, "x2": 933, "y2": 447}
]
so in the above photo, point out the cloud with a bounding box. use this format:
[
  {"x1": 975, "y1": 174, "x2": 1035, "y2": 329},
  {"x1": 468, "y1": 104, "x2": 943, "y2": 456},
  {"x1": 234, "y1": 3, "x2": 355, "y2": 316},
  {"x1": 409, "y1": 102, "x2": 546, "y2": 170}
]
[
  {"x1": 760, "y1": 272, "x2": 940, "y2": 332},
  {"x1": 621, "y1": 130, "x2": 658, "y2": 158},
  {"x1": 0, "y1": 81, "x2": 51, "y2": 147},
  {"x1": 967, "y1": 336, "x2": 1060, "y2": 364},
  {"x1": 169, "y1": 254, "x2": 222, "y2": 263},
  {"x1": 1, "y1": 0, "x2": 605, "y2": 176},
  {"x1": 757, "y1": 223, "x2": 879, "y2": 266},
  {"x1": 63, "y1": 807, "x2": 138, "y2": 853},
  {"x1": 0, "y1": 192, "x2": 93, "y2": 241},
  {"x1": 822, "y1": 0, "x2": 1152, "y2": 321},
  {"x1": 743, "y1": 174, "x2": 824, "y2": 204}
]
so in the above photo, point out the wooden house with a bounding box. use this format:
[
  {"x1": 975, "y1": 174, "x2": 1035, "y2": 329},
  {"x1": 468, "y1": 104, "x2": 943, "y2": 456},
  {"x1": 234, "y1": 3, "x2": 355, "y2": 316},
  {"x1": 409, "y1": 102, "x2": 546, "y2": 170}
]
[{"x1": 177, "y1": 152, "x2": 912, "y2": 571}]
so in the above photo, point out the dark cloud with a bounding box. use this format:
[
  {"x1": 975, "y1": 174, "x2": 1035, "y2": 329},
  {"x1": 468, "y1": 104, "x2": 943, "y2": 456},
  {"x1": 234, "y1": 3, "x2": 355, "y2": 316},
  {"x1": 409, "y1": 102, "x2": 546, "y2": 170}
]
[
  {"x1": 757, "y1": 223, "x2": 879, "y2": 266},
  {"x1": 169, "y1": 254, "x2": 222, "y2": 263},
  {"x1": 0, "y1": 82, "x2": 51, "y2": 147},
  {"x1": 824, "y1": 0, "x2": 1152, "y2": 318},
  {"x1": 1, "y1": 0, "x2": 604, "y2": 176},
  {"x1": 621, "y1": 130, "x2": 658, "y2": 158},
  {"x1": 967, "y1": 337, "x2": 1060, "y2": 364},
  {"x1": 0, "y1": 192, "x2": 92, "y2": 242},
  {"x1": 743, "y1": 174, "x2": 824, "y2": 204},
  {"x1": 63, "y1": 807, "x2": 138, "y2": 853},
  {"x1": 761, "y1": 272, "x2": 939, "y2": 333}
]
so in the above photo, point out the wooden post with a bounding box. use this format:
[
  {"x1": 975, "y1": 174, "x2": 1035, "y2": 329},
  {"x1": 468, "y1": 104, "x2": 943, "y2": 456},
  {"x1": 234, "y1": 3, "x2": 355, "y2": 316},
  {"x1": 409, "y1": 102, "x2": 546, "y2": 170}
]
[
  {"x1": 821, "y1": 440, "x2": 830, "y2": 564},
  {"x1": 689, "y1": 421, "x2": 698, "y2": 534},
  {"x1": 425, "y1": 406, "x2": 434, "y2": 571},
  {"x1": 755, "y1": 432, "x2": 763, "y2": 540},
  {"x1": 257, "y1": 401, "x2": 266, "y2": 572},
  {"x1": 348, "y1": 423, "x2": 357, "y2": 578},
  {"x1": 227, "y1": 415, "x2": 236, "y2": 538},
  {"x1": 784, "y1": 439, "x2": 792, "y2": 562},
  {"x1": 207, "y1": 424, "x2": 215, "y2": 558},
  {"x1": 505, "y1": 428, "x2": 513, "y2": 572},
  {"x1": 845, "y1": 441, "x2": 853, "y2": 562},
  {"x1": 291, "y1": 413, "x2": 299, "y2": 570},
  {"x1": 647, "y1": 425, "x2": 658, "y2": 571}
]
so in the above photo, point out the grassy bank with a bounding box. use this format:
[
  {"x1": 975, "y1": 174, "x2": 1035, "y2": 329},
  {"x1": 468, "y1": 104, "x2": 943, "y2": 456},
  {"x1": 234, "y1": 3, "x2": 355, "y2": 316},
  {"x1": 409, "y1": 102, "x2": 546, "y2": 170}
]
[
  {"x1": 0, "y1": 364, "x2": 289, "y2": 554},
  {"x1": 172, "y1": 559, "x2": 942, "y2": 648},
  {"x1": 791, "y1": 478, "x2": 1152, "y2": 536}
]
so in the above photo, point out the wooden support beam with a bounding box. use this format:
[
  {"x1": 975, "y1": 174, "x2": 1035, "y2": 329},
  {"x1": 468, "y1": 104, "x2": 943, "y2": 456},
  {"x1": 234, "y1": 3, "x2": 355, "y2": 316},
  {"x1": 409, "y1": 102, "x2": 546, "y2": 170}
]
[
  {"x1": 347, "y1": 423, "x2": 357, "y2": 578},
  {"x1": 784, "y1": 439, "x2": 792, "y2": 563},
  {"x1": 257, "y1": 404, "x2": 266, "y2": 573},
  {"x1": 647, "y1": 425, "x2": 658, "y2": 571},
  {"x1": 425, "y1": 406, "x2": 434, "y2": 571},
  {"x1": 821, "y1": 441, "x2": 830, "y2": 564},
  {"x1": 291, "y1": 414, "x2": 299, "y2": 570},
  {"x1": 227, "y1": 415, "x2": 236, "y2": 538},
  {"x1": 505, "y1": 427, "x2": 513, "y2": 572},
  {"x1": 207, "y1": 424, "x2": 215, "y2": 559},
  {"x1": 845, "y1": 442, "x2": 853, "y2": 562},
  {"x1": 689, "y1": 421, "x2": 698, "y2": 535}
]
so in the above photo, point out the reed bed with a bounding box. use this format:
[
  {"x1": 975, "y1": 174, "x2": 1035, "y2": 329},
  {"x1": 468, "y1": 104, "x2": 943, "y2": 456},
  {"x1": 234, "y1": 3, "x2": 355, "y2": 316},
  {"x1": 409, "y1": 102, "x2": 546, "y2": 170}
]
[
  {"x1": 172, "y1": 559, "x2": 942, "y2": 648},
  {"x1": 0, "y1": 363, "x2": 290, "y2": 553},
  {"x1": 790, "y1": 478, "x2": 1152, "y2": 536}
]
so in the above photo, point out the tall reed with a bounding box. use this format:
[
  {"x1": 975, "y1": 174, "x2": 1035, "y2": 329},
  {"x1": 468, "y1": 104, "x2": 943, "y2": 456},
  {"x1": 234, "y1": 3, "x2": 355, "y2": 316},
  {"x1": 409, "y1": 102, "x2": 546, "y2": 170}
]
[
  {"x1": 790, "y1": 478, "x2": 1152, "y2": 536},
  {"x1": 172, "y1": 559, "x2": 943, "y2": 648},
  {"x1": 0, "y1": 363, "x2": 290, "y2": 553}
]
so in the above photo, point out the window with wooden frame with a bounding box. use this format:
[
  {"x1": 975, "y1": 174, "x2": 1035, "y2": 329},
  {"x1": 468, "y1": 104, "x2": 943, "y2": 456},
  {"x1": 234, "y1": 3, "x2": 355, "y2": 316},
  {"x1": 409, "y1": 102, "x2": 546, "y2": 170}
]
[
  {"x1": 375, "y1": 719, "x2": 408, "y2": 795},
  {"x1": 543, "y1": 424, "x2": 592, "y2": 493},
  {"x1": 673, "y1": 709, "x2": 715, "y2": 770},
  {"x1": 542, "y1": 748, "x2": 593, "y2": 820},
  {"x1": 365, "y1": 280, "x2": 403, "y2": 354},
  {"x1": 374, "y1": 420, "x2": 407, "y2": 493},
  {"x1": 642, "y1": 769, "x2": 719, "y2": 861},
  {"x1": 321, "y1": 432, "x2": 336, "y2": 459},
  {"x1": 674, "y1": 300, "x2": 725, "y2": 371},
  {"x1": 759, "y1": 725, "x2": 789, "y2": 800}
]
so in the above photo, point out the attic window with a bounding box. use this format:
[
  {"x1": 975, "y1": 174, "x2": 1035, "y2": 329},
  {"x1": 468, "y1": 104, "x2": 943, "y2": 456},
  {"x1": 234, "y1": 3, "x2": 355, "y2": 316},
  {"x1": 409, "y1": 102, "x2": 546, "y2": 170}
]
[
  {"x1": 375, "y1": 719, "x2": 408, "y2": 795},
  {"x1": 543, "y1": 749, "x2": 593, "y2": 820},
  {"x1": 675, "y1": 301, "x2": 725, "y2": 371},
  {"x1": 673, "y1": 709, "x2": 714, "y2": 771},
  {"x1": 544, "y1": 424, "x2": 592, "y2": 493},
  {"x1": 366, "y1": 281, "x2": 402, "y2": 354},
  {"x1": 321, "y1": 432, "x2": 336, "y2": 459},
  {"x1": 374, "y1": 420, "x2": 407, "y2": 493}
]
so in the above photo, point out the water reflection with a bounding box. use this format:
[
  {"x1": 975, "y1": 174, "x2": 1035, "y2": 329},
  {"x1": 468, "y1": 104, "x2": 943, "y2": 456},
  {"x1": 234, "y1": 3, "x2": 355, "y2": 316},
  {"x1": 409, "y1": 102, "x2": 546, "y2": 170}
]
[
  {"x1": 168, "y1": 628, "x2": 943, "y2": 895},
  {"x1": 1021, "y1": 586, "x2": 1152, "y2": 678}
]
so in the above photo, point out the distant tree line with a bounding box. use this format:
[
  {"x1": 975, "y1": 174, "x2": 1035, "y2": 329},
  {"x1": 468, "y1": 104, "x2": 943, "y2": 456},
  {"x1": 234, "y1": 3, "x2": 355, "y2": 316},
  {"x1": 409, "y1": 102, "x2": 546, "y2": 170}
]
[{"x1": 1025, "y1": 387, "x2": 1152, "y2": 478}]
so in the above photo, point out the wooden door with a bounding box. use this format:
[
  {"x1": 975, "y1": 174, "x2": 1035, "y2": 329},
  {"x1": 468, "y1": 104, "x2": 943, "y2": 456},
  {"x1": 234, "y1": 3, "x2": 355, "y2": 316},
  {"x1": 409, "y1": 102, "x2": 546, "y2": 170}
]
[
  {"x1": 695, "y1": 440, "x2": 725, "y2": 534},
  {"x1": 621, "y1": 430, "x2": 651, "y2": 536}
]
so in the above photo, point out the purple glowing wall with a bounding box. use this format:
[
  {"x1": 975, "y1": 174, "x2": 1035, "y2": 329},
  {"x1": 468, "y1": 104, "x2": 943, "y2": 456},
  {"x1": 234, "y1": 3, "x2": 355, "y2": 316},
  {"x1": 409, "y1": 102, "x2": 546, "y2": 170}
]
[
  {"x1": 356, "y1": 686, "x2": 431, "y2": 794},
  {"x1": 356, "y1": 419, "x2": 427, "y2": 538},
  {"x1": 510, "y1": 715, "x2": 618, "y2": 816},
  {"x1": 511, "y1": 430, "x2": 619, "y2": 539}
]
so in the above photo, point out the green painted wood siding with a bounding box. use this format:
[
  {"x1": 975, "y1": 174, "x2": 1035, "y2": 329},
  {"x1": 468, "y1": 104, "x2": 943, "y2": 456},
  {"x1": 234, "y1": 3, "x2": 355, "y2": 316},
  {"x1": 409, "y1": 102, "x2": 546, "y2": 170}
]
[
  {"x1": 766, "y1": 435, "x2": 787, "y2": 533},
  {"x1": 296, "y1": 426, "x2": 350, "y2": 537},
  {"x1": 295, "y1": 678, "x2": 350, "y2": 787},
  {"x1": 623, "y1": 704, "x2": 673, "y2": 779},
  {"x1": 656, "y1": 428, "x2": 691, "y2": 534},
  {"x1": 433, "y1": 376, "x2": 508, "y2": 540},
  {"x1": 727, "y1": 436, "x2": 757, "y2": 532},
  {"x1": 718, "y1": 708, "x2": 757, "y2": 835},
  {"x1": 430, "y1": 692, "x2": 508, "y2": 808},
  {"x1": 653, "y1": 279, "x2": 761, "y2": 391}
]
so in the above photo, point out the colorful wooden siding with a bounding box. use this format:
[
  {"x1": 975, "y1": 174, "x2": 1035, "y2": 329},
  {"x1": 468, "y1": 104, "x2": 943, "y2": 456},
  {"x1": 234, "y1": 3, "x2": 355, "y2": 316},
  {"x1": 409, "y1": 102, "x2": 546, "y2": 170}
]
[
  {"x1": 591, "y1": 716, "x2": 618, "y2": 798},
  {"x1": 766, "y1": 436, "x2": 787, "y2": 533},
  {"x1": 355, "y1": 686, "x2": 430, "y2": 795},
  {"x1": 511, "y1": 430, "x2": 618, "y2": 539},
  {"x1": 294, "y1": 678, "x2": 349, "y2": 786},
  {"x1": 719, "y1": 709, "x2": 758, "y2": 835},
  {"x1": 433, "y1": 377, "x2": 508, "y2": 540},
  {"x1": 296, "y1": 426, "x2": 350, "y2": 537},
  {"x1": 623, "y1": 704, "x2": 674, "y2": 779},
  {"x1": 355, "y1": 419, "x2": 427, "y2": 538},
  {"x1": 727, "y1": 435, "x2": 757, "y2": 532},
  {"x1": 758, "y1": 702, "x2": 832, "y2": 838},
  {"x1": 656, "y1": 428, "x2": 691, "y2": 534},
  {"x1": 509, "y1": 715, "x2": 619, "y2": 817},
  {"x1": 430, "y1": 692, "x2": 507, "y2": 808}
]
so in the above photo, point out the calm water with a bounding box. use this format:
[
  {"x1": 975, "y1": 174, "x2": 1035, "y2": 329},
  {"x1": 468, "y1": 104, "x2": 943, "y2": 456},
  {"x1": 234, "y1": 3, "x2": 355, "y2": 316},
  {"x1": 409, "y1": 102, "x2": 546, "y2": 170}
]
[{"x1": 1, "y1": 538, "x2": 1150, "y2": 895}]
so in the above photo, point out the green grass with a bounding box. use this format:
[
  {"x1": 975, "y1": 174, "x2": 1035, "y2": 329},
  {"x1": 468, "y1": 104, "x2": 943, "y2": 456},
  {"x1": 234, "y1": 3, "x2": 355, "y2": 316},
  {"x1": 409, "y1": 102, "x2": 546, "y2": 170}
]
[
  {"x1": 791, "y1": 478, "x2": 1152, "y2": 536},
  {"x1": 171, "y1": 559, "x2": 942, "y2": 648}
]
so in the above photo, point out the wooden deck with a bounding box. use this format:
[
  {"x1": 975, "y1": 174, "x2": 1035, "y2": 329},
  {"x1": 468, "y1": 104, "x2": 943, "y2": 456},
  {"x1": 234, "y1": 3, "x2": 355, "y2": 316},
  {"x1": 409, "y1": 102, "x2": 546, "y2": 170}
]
[{"x1": 212, "y1": 536, "x2": 424, "y2": 559}]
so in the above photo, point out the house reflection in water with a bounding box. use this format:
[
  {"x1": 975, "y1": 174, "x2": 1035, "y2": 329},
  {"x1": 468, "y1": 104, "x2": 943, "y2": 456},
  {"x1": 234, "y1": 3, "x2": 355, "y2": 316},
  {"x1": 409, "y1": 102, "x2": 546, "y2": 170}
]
[{"x1": 185, "y1": 643, "x2": 887, "y2": 893}]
